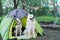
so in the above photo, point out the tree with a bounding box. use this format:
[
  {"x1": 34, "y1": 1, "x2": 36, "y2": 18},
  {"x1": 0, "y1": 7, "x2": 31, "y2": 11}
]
[
  {"x1": 0, "y1": 0, "x2": 3, "y2": 17},
  {"x1": 13, "y1": 0, "x2": 20, "y2": 9},
  {"x1": 21, "y1": 0, "x2": 26, "y2": 10}
]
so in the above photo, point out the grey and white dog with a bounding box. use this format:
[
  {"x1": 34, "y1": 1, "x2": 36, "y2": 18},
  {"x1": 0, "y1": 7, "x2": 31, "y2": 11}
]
[{"x1": 15, "y1": 18, "x2": 22, "y2": 37}]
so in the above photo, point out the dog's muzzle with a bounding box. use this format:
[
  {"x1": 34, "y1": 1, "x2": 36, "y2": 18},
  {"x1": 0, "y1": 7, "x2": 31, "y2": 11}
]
[{"x1": 30, "y1": 17, "x2": 34, "y2": 21}]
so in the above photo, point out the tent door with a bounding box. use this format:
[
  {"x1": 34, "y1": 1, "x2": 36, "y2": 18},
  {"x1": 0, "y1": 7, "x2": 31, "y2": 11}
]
[{"x1": 12, "y1": 27, "x2": 16, "y2": 36}]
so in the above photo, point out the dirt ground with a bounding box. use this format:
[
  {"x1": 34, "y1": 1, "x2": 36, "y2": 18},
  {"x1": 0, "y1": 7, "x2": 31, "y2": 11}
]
[
  {"x1": 0, "y1": 28, "x2": 60, "y2": 40},
  {"x1": 24, "y1": 28, "x2": 60, "y2": 40}
]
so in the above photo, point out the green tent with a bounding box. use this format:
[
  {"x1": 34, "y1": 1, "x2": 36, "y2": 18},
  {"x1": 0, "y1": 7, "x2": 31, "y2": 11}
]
[{"x1": 0, "y1": 9, "x2": 43, "y2": 40}]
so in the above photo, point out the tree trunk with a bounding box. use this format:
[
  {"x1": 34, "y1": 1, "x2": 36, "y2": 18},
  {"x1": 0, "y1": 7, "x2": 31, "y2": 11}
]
[
  {"x1": 21, "y1": 0, "x2": 26, "y2": 10},
  {"x1": 13, "y1": 0, "x2": 17, "y2": 9},
  {"x1": 13, "y1": 0, "x2": 19, "y2": 9},
  {"x1": 0, "y1": 0, "x2": 3, "y2": 17}
]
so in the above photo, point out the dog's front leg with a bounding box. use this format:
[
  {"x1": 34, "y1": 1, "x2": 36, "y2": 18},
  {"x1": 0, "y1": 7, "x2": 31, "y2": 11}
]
[
  {"x1": 27, "y1": 29, "x2": 30, "y2": 38},
  {"x1": 20, "y1": 28, "x2": 21, "y2": 36},
  {"x1": 16, "y1": 27, "x2": 17, "y2": 37},
  {"x1": 32, "y1": 30, "x2": 36, "y2": 38},
  {"x1": 32, "y1": 27, "x2": 36, "y2": 38}
]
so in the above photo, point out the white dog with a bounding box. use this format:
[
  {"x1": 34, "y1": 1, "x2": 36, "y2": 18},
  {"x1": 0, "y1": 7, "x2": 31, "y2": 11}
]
[
  {"x1": 15, "y1": 18, "x2": 22, "y2": 37},
  {"x1": 23, "y1": 14, "x2": 36, "y2": 38}
]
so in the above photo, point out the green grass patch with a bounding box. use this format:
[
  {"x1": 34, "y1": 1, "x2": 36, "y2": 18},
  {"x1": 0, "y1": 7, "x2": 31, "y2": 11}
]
[{"x1": 35, "y1": 16, "x2": 60, "y2": 24}]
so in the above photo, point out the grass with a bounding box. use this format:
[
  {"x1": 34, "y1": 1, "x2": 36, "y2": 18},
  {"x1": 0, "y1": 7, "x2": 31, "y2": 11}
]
[{"x1": 35, "y1": 16, "x2": 60, "y2": 24}]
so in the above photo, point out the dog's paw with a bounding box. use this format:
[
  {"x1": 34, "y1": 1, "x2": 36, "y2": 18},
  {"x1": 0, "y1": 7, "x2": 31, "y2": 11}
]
[
  {"x1": 33, "y1": 33, "x2": 37, "y2": 38},
  {"x1": 33, "y1": 35, "x2": 37, "y2": 38},
  {"x1": 27, "y1": 37, "x2": 30, "y2": 39}
]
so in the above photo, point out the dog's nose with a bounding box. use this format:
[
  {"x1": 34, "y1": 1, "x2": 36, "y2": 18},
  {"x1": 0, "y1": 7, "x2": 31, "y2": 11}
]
[{"x1": 30, "y1": 18, "x2": 34, "y2": 21}]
